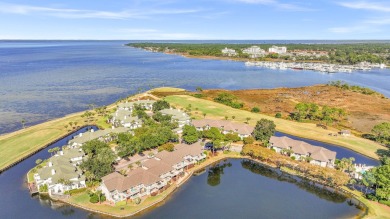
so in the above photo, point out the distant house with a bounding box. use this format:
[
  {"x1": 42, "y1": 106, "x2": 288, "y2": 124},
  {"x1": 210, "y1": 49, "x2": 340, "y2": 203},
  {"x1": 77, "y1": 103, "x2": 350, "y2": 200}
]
[
  {"x1": 111, "y1": 109, "x2": 142, "y2": 129},
  {"x1": 269, "y1": 136, "x2": 336, "y2": 168},
  {"x1": 159, "y1": 108, "x2": 191, "y2": 128},
  {"x1": 192, "y1": 119, "x2": 254, "y2": 140},
  {"x1": 339, "y1": 130, "x2": 351, "y2": 136},
  {"x1": 118, "y1": 100, "x2": 155, "y2": 112},
  {"x1": 69, "y1": 127, "x2": 131, "y2": 148},
  {"x1": 268, "y1": 45, "x2": 287, "y2": 54},
  {"x1": 242, "y1": 46, "x2": 265, "y2": 58},
  {"x1": 101, "y1": 142, "x2": 206, "y2": 203},
  {"x1": 112, "y1": 100, "x2": 155, "y2": 128},
  {"x1": 221, "y1": 47, "x2": 237, "y2": 57},
  {"x1": 34, "y1": 148, "x2": 86, "y2": 195}
]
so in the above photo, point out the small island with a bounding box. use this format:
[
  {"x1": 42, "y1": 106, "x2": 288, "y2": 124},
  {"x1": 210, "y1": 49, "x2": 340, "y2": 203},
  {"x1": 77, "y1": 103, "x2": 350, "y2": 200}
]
[{"x1": 20, "y1": 86, "x2": 390, "y2": 218}]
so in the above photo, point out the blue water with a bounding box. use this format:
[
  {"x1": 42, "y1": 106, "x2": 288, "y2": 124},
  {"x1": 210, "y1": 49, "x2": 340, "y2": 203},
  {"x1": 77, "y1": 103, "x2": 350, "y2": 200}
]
[
  {"x1": 0, "y1": 126, "x2": 98, "y2": 219},
  {"x1": 0, "y1": 40, "x2": 389, "y2": 134}
]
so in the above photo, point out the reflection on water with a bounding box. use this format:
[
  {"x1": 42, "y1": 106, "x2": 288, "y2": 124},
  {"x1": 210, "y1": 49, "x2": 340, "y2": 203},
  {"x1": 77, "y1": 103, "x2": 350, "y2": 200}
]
[
  {"x1": 241, "y1": 159, "x2": 365, "y2": 211},
  {"x1": 207, "y1": 160, "x2": 232, "y2": 186}
]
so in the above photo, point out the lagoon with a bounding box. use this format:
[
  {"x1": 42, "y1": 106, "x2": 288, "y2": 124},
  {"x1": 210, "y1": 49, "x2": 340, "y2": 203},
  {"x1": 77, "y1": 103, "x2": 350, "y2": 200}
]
[
  {"x1": 0, "y1": 126, "x2": 368, "y2": 219},
  {"x1": 1, "y1": 40, "x2": 389, "y2": 134}
]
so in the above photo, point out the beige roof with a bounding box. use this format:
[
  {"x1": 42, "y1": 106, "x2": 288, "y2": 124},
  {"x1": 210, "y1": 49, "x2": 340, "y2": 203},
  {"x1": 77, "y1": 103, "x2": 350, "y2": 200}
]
[
  {"x1": 192, "y1": 119, "x2": 254, "y2": 135},
  {"x1": 102, "y1": 142, "x2": 205, "y2": 192},
  {"x1": 270, "y1": 136, "x2": 336, "y2": 162}
]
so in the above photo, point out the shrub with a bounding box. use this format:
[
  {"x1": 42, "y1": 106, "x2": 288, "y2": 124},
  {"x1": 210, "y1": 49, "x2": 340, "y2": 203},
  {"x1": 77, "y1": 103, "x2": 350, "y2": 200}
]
[
  {"x1": 379, "y1": 200, "x2": 390, "y2": 207},
  {"x1": 214, "y1": 92, "x2": 243, "y2": 109},
  {"x1": 134, "y1": 197, "x2": 141, "y2": 205},
  {"x1": 275, "y1": 112, "x2": 282, "y2": 118},
  {"x1": 64, "y1": 188, "x2": 87, "y2": 195},
  {"x1": 89, "y1": 193, "x2": 99, "y2": 203},
  {"x1": 291, "y1": 156, "x2": 296, "y2": 160},
  {"x1": 101, "y1": 194, "x2": 106, "y2": 202},
  {"x1": 193, "y1": 93, "x2": 204, "y2": 98},
  {"x1": 243, "y1": 136, "x2": 255, "y2": 145},
  {"x1": 39, "y1": 184, "x2": 48, "y2": 193},
  {"x1": 251, "y1": 107, "x2": 260, "y2": 113},
  {"x1": 366, "y1": 193, "x2": 378, "y2": 201},
  {"x1": 158, "y1": 143, "x2": 175, "y2": 152}
]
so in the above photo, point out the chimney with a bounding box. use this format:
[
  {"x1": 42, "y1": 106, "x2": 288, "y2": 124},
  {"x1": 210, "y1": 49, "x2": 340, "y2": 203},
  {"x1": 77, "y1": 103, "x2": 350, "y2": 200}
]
[{"x1": 51, "y1": 169, "x2": 55, "y2": 175}]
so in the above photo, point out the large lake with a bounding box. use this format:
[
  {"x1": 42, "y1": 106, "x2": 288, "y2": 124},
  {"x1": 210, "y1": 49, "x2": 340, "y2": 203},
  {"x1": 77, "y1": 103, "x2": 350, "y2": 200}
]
[
  {"x1": 0, "y1": 126, "x2": 364, "y2": 219},
  {"x1": 0, "y1": 40, "x2": 389, "y2": 134}
]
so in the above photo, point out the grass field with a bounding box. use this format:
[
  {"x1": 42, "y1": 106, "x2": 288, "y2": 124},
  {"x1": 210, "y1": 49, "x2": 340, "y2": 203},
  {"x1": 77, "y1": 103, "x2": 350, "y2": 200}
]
[
  {"x1": 165, "y1": 95, "x2": 387, "y2": 159},
  {"x1": 68, "y1": 185, "x2": 177, "y2": 217},
  {"x1": 0, "y1": 112, "x2": 87, "y2": 170}
]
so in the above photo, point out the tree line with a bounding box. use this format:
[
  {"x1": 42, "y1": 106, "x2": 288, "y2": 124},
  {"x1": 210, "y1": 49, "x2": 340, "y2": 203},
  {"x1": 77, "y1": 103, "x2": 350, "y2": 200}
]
[
  {"x1": 290, "y1": 102, "x2": 346, "y2": 125},
  {"x1": 128, "y1": 43, "x2": 390, "y2": 64}
]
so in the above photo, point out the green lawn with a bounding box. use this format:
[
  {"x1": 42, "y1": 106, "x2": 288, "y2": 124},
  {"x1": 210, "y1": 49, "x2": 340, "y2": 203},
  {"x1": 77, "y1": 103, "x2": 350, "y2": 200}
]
[
  {"x1": 166, "y1": 95, "x2": 386, "y2": 159},
  {"x1": 68, "y1": 185, "x2": 177, "y2": 217},
  {"x1": 0, "y1": 113, "x2": 87, "y2": 170}
]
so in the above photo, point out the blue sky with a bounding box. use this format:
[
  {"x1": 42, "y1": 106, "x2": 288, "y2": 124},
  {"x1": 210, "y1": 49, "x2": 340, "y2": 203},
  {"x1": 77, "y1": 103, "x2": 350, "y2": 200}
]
[{"x1": 0, "y1": 0, "x2": 389, "y2": 39}]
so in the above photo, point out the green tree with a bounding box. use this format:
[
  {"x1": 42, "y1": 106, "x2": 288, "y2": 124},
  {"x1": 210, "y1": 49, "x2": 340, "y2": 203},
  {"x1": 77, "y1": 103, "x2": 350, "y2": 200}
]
[
  {"x1": 275, "y1": 112, "x2": 282, "y2": 118},
  {"x1": 362, "y1": 171, "x2": 376, "y2": 194},
  {"x1": 182, "y1": 125, "x2": 200, "y2": 144},
  {"x1": 252, "y1": 119, "x2": 276, "y2": 143},
  {"x1": 152, "y1": 100, "x2": 170, "y2": 112},
  {"x1": 80, "y1": 140, "x2": 116, "y2": 180},
  {"x1": 371, "y1": 122, "x2": 390, "y2": 147},
  {"x1": 373, "y1": 164, "x2": 390, "y2": 200},
  {"x1": 203, "y1": 127, "x2": 224, "y2": 141}
]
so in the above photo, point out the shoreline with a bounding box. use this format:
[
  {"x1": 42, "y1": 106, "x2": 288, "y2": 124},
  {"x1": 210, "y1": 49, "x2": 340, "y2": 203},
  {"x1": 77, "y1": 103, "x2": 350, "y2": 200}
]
[
  {"x1": 51, "y1": 153, "x2": 369, "y2": 218},
  {"x1": 1, "y1": 87, "x2": 385, "y2": 172},
  {"x1": 132, "y1": 46, "x2": 388, "y2": 71}
]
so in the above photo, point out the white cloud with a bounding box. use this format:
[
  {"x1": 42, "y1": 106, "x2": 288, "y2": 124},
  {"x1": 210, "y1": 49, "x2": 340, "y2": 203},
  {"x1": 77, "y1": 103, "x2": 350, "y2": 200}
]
[
  {"x1": 115, "y1": 28, "x2": 210, "y2": 40},
  {"x1": 233, "y1": 0, "x2": 314, "y2": 11},
  {"x1": 338, "y1": 1, "x2": 390, "y2": 12},
  {"x1": 0, "y1": 2, "x2": 202, "y2": 19}
]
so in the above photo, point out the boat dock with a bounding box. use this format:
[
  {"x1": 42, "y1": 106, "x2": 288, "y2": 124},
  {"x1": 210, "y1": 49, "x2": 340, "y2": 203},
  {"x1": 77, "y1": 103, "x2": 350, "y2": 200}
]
[
  {"x1": 245, "y1": 61, "x2": 387, "y2": 73},
  {"x1": 28, "y1": 183, "x2": 39, "y2": 195}
]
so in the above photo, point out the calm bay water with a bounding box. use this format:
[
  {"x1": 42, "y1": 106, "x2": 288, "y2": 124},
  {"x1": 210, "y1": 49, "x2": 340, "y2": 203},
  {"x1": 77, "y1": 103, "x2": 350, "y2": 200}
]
[
  {"x1": 0, "y1": 126, "x2": 364, "y2": 219},
  {"x1": 1, "y1": 40, "x2": 389, "y2": 134}
]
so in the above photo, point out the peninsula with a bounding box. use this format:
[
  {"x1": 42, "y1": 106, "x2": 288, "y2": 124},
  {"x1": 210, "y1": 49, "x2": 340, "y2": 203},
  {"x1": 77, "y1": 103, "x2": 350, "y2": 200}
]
[
  {"x1": 128, "y1": 43, "x2": 390, "y2": 73},
  {"x1": 4, "y1": 86, "x2": 386, "y2": 218}
]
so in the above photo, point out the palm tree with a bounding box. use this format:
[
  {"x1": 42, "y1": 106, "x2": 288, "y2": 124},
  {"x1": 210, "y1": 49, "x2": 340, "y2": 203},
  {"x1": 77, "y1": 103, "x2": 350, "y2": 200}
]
[
  {"x1": 224, "y1": 116, "x2": 228, "y2": 120},
  {"x1": 64, "y1": 125, "x2": 68, "y2": 131},
  {"x1": 203, "y1": 113, "x2": 207, "y2": 118},
  {"x1": 74, "y1": 121, "x2": 78, "y2": 128},
  {"x1": 246, "y1": 117, "x2": 251, "y2": 124},
  {"x1": 21, "y1": 118, "x2": 26, "y2": 129},
  {"x1": 232, "y1": 116, "x2": 235, "y2": 120}
]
